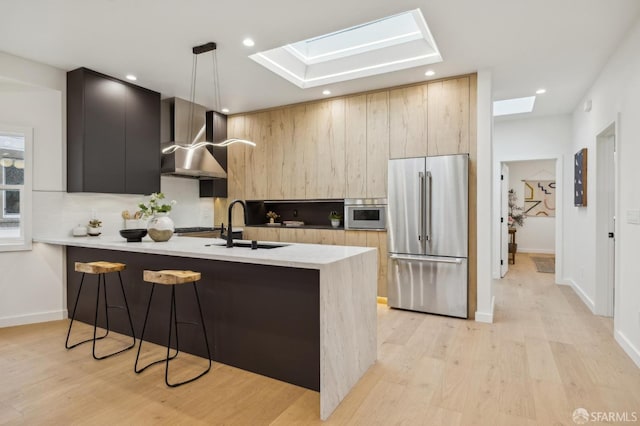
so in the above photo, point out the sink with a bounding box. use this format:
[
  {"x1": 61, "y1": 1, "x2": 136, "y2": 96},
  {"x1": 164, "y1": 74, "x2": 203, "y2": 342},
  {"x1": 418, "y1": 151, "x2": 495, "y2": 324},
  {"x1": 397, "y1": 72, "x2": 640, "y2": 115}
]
[{"x1": 209, "y1": 242, "x2": 288, "y2": 249}]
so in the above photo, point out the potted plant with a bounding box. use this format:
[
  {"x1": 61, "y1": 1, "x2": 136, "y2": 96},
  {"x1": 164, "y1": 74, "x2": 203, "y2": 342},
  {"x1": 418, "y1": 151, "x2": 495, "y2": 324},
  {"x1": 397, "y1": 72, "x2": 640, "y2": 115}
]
[
  {"x1": 139, "y1": 192, "x2": 177, "y2": 242},
  {"x1": 329, "y1": 211, "x2": 342, "y2": 228},
  {"x1": 87, "y1": 219, "x2": 102, "y2": 236},
  {"x1": 508, "y1": 189, "x2": 525, "y2": 228},
  {"x1": 266, "y1": 210, "x2": 279, "y2": 224}
]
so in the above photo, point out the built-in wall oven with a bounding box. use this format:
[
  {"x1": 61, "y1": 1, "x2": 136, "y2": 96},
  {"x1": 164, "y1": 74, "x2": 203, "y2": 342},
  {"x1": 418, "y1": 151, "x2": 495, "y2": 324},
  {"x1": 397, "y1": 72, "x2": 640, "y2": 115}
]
[{"x1": 344, "y1": 198, "x2": 387, "y2": 230}]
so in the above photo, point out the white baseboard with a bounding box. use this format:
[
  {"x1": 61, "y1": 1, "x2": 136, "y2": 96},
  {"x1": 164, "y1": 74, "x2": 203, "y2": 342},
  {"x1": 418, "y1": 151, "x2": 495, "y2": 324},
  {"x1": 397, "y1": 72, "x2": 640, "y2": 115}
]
[
  {"x1": 475, "y1": 296, "x2": 495, "y2": 323},
  {"x1": 518, "y1": 248, "x2": 555, "y2": 254},
  {"x1": 565, "y1": 279, "x2": 595, "y2": 313},
  {"x1": 0, "y1": 309, "x2": 67, "y2": 328},
  {"x1": 615, "y1": 329, "x2": 640, "y2": 369}
]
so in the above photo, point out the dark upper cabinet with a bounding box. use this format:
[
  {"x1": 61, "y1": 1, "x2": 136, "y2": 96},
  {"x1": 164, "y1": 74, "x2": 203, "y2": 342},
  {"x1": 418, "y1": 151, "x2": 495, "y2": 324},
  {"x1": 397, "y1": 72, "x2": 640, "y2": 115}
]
[
  {"x1": 200, "y1": 110, "x2": 228, "y2": 198},
  {"x1": 67, "y1": 68, "x2": 160, "y2": 194}
]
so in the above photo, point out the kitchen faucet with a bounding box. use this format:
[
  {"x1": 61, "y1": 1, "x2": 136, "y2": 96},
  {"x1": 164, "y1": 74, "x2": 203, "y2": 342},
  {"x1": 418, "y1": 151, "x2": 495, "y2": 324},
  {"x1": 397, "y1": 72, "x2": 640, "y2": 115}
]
[{"x1": 227, "y1": 199, "x2": 248, "y2": 248}]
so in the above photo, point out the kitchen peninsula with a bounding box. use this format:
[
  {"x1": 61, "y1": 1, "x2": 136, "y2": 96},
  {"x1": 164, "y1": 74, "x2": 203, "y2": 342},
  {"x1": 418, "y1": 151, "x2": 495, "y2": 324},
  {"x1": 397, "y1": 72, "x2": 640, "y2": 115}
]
[{"x1": 35, "y1": 235, "x2": 378, "y2": 420}]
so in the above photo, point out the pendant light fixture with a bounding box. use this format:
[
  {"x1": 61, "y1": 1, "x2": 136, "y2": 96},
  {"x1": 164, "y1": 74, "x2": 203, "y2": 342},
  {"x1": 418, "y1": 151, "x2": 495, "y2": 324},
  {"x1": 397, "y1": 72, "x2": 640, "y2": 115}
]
[{"x1": 161, "y1": 42, "x2": 255, "y2": 155}]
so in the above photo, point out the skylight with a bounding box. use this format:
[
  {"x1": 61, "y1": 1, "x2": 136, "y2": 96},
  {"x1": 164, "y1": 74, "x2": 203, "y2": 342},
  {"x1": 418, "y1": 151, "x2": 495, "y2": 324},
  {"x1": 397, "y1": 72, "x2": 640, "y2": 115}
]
[
  {"x1": 493, "y1": 96, "x2": 537, "y2": 117},
  {"x1": 250, "y1": 9, "x2": 442, "y2": 88}
]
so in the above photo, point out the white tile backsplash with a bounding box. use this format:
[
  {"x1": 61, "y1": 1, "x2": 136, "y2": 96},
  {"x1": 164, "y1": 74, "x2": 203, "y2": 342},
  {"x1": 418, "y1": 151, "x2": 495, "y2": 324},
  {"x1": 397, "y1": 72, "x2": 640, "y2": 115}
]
[{"x1": 33, "y1": 176, "x2": 213, "y2": 238}]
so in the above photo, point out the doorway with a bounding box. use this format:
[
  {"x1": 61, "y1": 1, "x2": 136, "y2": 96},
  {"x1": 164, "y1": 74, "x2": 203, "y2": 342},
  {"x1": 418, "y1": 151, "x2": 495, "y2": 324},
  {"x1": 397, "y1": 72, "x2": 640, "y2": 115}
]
[
  {"x1": 595, "y1": 123, "x2": 616, "y2": 317},
  {"x1": 500, "y1": 164, "x2": 509, "y2": 277},
  {"x1": 500, "y1": 159, "x2": 557, "y2": 275}
]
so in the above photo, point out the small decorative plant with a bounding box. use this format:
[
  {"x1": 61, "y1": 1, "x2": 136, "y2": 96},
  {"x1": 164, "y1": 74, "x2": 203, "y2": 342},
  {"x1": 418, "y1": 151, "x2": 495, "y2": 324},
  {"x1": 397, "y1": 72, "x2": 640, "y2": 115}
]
[
  {"x1": 266, "y1": 211, "x2": 279, "y2": 222},
  {"x1": 88, "y1": 219, "x2": 102, "y2": 228},
  {"x1": 329, "y1": 211, "x2": 342, "y2": 228},
  {"x1": 87, "y1": 218, "x2": 102, "y2": 235},
  {"x1": 329, "y1": 211, "x2": 342, "y2": 220},
  {"x1": 138, "y1": 192, "x2": 176, "y2": 218},
  {"x1": 508, "y1": 189, "x2": 525, "y2": 227}
]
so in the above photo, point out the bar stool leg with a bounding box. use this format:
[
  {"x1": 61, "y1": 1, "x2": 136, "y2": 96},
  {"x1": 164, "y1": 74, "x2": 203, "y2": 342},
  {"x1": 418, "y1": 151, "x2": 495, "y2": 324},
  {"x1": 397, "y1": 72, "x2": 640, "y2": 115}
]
[
  {"x1": 66, "y1": 273, "x2": 108, "y2": 350},
  {"x1": 93, "y1": 272, "x2": 137, "y2": 360},
  {"x1": 135, "y1": 284, "x2": 178, "y2": 374},
  {"x1": 165, "y1": 281, "x2": 212, "y2": 387}
]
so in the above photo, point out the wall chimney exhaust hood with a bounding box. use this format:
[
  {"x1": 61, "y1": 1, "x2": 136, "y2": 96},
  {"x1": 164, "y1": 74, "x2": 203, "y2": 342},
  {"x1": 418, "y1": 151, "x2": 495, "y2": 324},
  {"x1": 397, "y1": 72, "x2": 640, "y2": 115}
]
[
  {"x1": 160, "y1": 42, "x2": 254, "y2": 180},
  {"x1": 160, "y1": 97, "x2": 228, "y2": 178}
]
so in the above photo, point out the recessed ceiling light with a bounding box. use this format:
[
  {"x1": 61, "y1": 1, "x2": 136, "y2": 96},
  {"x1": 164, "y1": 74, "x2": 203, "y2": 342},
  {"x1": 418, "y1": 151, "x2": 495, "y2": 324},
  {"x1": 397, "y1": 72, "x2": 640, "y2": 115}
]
[
  {"x1": 536, "y1": 88, "x2": 546, "y2": 94},
  {"x1": 125, "y1": 74, "x2": 137, "y2": 81},
  {"x1": 424, "y1": 69, "x2": 435, "y2": 77},
  {"x1": 221, "y1": 108, "x2": 230, "y2": 113},
  {"x1": 322, "y1": 90, "x2": 331, "y2": 95},
  {"x1": 243, "y1": 38, "x2": 255, "y2": 47},
  {"x1": 493, "y1": 96, "x2": 536, "y2": 117}
]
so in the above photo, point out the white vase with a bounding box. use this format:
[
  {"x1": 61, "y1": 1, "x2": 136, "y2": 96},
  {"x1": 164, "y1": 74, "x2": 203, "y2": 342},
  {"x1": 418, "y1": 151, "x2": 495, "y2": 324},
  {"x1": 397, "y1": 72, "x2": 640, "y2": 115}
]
[
  {"x1": 331, "y1": 219, "x2": 340, "y2": 228},
  {"x1": 147, "y1": 212, "x2": 174, "y2": 242}
]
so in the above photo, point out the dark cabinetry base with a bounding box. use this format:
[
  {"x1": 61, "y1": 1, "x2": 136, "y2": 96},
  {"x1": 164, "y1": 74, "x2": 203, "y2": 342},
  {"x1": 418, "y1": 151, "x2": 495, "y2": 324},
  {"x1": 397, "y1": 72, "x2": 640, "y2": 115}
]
[{"x1": 65, "y1": 246, "x2": 320, "y2": 391}]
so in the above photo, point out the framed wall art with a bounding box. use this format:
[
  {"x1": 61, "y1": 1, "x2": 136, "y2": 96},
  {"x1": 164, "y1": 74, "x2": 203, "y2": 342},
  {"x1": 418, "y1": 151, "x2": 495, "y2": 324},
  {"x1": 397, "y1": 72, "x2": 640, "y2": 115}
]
[{"x1": 574, "y1": 148, "x2": 587, "y2": 206}]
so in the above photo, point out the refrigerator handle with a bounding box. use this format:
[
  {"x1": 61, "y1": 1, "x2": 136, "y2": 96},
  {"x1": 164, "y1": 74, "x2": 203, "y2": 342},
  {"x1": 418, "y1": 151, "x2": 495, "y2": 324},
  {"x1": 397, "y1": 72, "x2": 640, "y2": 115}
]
[
  {"x1": 419, "y1": 171, "x2": 425, "y2": 247},
  {"x1": 389, "y1": 254, "x2": 463, "y2": 264},
  {"x1": 425, "y1": 171, "x2": 432, "y2": 241}
]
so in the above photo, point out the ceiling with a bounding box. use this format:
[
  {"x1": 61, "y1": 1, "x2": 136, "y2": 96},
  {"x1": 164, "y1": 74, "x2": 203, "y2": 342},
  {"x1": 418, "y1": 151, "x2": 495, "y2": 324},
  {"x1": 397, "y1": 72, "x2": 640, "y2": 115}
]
[{"x1": 1, "y1": 0, "x2": 639, "y2": 117}]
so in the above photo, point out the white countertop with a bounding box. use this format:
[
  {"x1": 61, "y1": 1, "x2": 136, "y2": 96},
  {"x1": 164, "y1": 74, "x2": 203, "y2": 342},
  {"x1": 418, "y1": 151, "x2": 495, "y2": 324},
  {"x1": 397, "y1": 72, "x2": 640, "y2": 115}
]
[{"x1": 34, "y1": 234, "x2": 376, "y2": 270}]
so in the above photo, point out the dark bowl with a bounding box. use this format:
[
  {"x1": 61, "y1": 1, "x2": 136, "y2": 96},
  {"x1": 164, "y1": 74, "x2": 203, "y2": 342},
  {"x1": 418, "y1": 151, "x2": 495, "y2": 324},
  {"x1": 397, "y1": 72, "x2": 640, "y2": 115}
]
[{"x1": 119, "y1": 228, "x2": 148, "y2": 242}]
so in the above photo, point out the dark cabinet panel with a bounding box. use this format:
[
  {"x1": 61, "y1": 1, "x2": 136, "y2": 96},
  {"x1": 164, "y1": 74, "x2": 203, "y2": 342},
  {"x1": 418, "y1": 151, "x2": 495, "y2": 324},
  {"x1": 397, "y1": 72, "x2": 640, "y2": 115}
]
[
  {"x1": 67, "y1": 68, "x2": 160, "y2": 194},
  {"x1": 83, "y1": 72, "x2": 126, "y2": 193},
  {"x1": 125, "y1": 85, "x2": 161, "y2": 194}
]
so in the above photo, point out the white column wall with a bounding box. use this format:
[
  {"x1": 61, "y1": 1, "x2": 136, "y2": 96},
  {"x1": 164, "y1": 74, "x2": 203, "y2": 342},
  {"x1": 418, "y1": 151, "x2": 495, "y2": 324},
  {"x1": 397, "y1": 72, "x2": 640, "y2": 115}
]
[{"x1": 475, "y1": 69, "x2": 494, "y2": 323}]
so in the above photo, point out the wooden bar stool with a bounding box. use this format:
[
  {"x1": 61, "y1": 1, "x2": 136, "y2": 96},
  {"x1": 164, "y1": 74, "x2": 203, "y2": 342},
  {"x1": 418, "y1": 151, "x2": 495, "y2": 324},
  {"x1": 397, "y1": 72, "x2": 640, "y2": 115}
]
[
  {"x1": 65, "y1": 261, "x2": 136, "y2": 359},
  {"x1": 135, "y1": 270, "x2": 212, "y2": 387}
]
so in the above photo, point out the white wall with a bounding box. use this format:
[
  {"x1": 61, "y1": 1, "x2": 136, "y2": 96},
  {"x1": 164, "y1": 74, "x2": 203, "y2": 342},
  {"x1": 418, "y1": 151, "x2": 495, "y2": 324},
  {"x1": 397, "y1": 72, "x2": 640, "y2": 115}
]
[
  {"x1": 0, "y1": 53, "x2": 67, "y2": 326},
  {"x1": 567, "y1": 17, "x2": 640, "y2": 367},
  {"x1": 505, "y1": 159, "x2": 556, "y2": 253},
  {"x1": 475, "y1": 69, "x2": 494, "y2": 323},
  {"x1": 0, "y1": 51, "x2": 212, "y2": 327},
  {"x1": 493, "y1": 115, "x2": 572, "y2": 279}
]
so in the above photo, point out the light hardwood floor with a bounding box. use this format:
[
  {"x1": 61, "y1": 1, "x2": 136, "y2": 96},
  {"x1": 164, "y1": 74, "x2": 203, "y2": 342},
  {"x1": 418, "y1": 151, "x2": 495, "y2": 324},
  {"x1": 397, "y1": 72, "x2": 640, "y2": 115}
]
[{"x1": 1, "y1": 253, "x2": 639, "y2": 425}]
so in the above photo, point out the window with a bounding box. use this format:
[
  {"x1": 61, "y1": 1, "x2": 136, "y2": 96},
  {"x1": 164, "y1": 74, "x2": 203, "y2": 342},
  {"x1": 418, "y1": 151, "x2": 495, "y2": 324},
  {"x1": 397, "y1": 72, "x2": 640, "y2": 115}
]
[{"x1": 0, "y1": 126, "x2": 32, "y2": 251}]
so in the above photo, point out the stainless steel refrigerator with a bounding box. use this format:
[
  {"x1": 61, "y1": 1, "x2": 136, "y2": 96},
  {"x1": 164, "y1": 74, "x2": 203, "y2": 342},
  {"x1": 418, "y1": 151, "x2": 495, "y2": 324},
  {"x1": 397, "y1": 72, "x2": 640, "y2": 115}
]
[{"x1": 387, "y1": 154, "x2": 468, "y2": 318}]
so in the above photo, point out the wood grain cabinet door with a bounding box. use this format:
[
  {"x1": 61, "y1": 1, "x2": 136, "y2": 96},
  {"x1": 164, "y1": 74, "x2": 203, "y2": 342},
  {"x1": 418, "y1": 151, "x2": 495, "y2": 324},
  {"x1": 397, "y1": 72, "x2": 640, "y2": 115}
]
[
  {"x1": 427, "y1": 77, "x2": 470, "y2": 155},
  {"x1": 389, "y1": 85, "x2": 429, "y2": 159},
  {"x1": 345, "y1": 95, "x2": 367, "y2": 198},
  {"x1": 366, "y1": 92, "x2": 390, "y2": 198}
]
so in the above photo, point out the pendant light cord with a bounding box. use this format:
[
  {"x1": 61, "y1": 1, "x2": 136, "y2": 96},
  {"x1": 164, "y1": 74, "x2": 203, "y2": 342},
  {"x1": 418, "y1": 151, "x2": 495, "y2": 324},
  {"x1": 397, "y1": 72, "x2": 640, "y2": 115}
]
[
  {"x1": 187, "y1": 54, "x2": 198, "y2": 145},
  {"x1": 212, "y1": 50, "x2": 221, "y2": 113}
]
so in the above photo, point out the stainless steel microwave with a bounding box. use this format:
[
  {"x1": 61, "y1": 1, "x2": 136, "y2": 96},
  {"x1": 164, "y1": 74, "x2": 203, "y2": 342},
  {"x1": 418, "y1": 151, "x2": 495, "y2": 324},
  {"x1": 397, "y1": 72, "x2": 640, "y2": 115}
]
[{"x1": 344, "y1": 198, "x2": 387, "y2": 230}]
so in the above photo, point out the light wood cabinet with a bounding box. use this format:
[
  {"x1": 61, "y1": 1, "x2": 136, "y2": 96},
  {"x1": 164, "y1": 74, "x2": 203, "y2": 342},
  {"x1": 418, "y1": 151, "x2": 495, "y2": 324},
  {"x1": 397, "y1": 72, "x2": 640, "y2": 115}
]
[
  {"x1": 315, "y1": 99, "x2": 345, "y2": 199},
  {"x1": 345, "y1": 230, "x2": 388, "y2": 297},
  {"x1": 267, "y1": 108, "x2": 291, "y2": 200},
  {"x1": 244, "y1": 112, "x2": 269, "y2": 200},
  {"x1": 427, "y1": 77, "x2": 470, "y2": 155},
  {"x1": 389, "y1": 85, "x2": 429, "y2": 159},
  {"x1": 243, "y1": 227, "x2": 280, "y2": 242},
  {"x1": 366, "y1": 92, "x2": 390, "y2": 198},
  {"x1": 278, "y1": 105, "x2": 305, "y2": 200},
  {"x1": 345, "y1": 95, "x2": 367, "y2": 198}
]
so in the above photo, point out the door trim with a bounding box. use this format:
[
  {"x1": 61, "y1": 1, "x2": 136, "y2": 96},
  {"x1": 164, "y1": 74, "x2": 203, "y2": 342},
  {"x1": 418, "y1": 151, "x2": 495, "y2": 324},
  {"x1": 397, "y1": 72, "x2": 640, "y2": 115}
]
[{"x1": 595, "y1": 120, "x2": 618, "y2": 317}]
